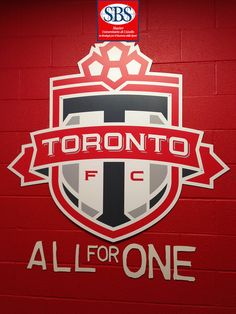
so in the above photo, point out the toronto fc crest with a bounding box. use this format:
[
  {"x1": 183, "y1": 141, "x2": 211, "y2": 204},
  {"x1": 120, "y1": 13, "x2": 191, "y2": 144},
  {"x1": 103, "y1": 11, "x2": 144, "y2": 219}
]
[{"x1": 8, "y1": 42, "x2": 229, "y2": 242}]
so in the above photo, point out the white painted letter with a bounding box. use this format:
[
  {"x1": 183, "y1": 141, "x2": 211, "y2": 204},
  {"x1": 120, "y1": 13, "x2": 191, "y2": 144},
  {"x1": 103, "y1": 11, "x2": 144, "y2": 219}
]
[
  {"x1": 27, "y1": 241, "x2": 46, "y2": 270},
  {"x1": 53, "y1": 241, "x2": 71, "y2": 272},
  {"x1": 97, "y1": 246, "x2": 109, "y2": 262},
  {"x1": 104, "y1": 133, "x2": 123, "y2": 151},
  {"x1": 42, "y1": 137, "x2": 60, "y2": 156},
  {"x1": 148, "y1": 244, "x2": 171, "y2": 280},
  {"x1": 75, "y1": 244, "x2": 96, "y2": 273},
  {"x1": 148, "y1": 135, "x2": 167, "y2": 152},
  {"x1": 82, "y1": 134, "x2": 101, "y2": 151},
  {"x1": 173, "y1": 246, "x2": 196, "y2": 282},
  {"x1": 123, "y1": 244, "x2": 146, "y2": 279},
  {"x1": 62, "y1": 135, "x2": 79, "y2": 153},
  {"x1": 87, "y1": 245, "x2": 98, "y2": 262},
  {"x1": 169, "y1": 137, "x2": 189, "y2": 157},
  {"x1": 109, "y1": 246, "x2": 119, "y2": 263},
  {"x1": 126, "y1": 133, "x2": 145, "y2": 151}
]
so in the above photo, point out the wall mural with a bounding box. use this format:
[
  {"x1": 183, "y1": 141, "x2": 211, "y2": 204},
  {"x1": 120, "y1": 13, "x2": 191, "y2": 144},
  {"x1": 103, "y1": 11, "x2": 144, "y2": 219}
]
[{"x1": 8, "y1": 42, "x2": 228, "y2": 244}]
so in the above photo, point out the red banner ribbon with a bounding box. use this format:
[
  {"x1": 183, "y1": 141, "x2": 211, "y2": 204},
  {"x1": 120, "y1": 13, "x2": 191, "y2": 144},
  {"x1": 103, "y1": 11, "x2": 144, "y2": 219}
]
[{"x1": 8, "y1": 125, "x2": 228, "y2": 188}]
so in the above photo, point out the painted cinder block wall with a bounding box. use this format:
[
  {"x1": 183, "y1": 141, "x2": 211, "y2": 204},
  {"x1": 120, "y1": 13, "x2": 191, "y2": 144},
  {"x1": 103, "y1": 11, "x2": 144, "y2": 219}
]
[{"x1": 0, "y1": 1, "x2": 235, "y2": 313}]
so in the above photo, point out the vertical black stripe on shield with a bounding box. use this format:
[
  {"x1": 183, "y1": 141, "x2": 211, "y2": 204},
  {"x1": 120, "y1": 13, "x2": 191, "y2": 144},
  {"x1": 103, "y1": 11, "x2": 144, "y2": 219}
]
[
  {"x1": 97, "y1": 110, "x2": 129, "y2": 227},
  {"x1": 98, "y1": 162, "x2": 129, "y2": 226},
  {"x1": 63, "y1": 94, "x2": 168, "y2": 227}
]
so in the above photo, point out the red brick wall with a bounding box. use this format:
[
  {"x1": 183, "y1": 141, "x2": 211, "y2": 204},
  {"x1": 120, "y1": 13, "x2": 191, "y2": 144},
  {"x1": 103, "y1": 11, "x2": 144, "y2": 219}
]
[{"x1": 0, "y1": 1, "x2": 235, "y2": 313}]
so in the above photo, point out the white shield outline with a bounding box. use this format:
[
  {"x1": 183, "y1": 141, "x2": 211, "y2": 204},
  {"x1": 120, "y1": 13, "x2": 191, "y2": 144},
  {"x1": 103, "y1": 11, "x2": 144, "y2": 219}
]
[{"x1": 49, "y1": 70, "x2": 183, "y2": 241}]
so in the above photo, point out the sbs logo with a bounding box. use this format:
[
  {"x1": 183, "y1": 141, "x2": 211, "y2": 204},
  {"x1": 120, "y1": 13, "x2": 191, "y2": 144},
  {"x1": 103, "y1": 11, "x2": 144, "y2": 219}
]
[{"x1": 100, "y1": 3, "x2": 136, "y2": 25}]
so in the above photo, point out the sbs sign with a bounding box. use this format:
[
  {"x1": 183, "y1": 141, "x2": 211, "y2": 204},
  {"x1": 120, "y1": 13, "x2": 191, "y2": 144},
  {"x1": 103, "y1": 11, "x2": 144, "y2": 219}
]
[{"x1": 100, "y1": 3, "x2": 136, "y2": 25}]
